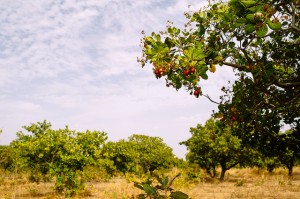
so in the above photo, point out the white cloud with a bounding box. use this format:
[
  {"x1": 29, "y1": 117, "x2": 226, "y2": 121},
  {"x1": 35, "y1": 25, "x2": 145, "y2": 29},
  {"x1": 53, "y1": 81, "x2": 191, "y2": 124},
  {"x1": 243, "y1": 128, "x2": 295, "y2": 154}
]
[{"x1": 0, "y1": 0, "x2": 236, "y2": 158}]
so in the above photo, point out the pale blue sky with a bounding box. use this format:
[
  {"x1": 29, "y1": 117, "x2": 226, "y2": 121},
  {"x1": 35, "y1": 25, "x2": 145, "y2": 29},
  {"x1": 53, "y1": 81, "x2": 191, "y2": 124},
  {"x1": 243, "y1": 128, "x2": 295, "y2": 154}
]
[{"x1": 0, "y1": 0, "x2": 236, "y2": 158}]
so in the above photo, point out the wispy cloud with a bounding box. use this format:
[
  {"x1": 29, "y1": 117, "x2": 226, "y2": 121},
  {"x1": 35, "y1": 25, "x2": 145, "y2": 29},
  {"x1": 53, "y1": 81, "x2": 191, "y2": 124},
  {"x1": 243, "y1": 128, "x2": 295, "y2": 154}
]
[{"x1": 0, "y1": 0, "x2": 235, "y2": 158}]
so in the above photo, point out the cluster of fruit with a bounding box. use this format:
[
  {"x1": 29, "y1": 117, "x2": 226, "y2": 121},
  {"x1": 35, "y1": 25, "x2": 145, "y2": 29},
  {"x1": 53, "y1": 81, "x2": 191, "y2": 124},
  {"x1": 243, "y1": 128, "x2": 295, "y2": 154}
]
[
  {"x1": 193, "y1": 87, "x2": 201, "y2": 97},
  {"x1": 220, "y1": 116, "x2": 237, "y2": 122},
  {"x1": 154, "y1": 68, "x2": 164, "y2": 78},
  {"x1": 183, "y1": 67, "x2": 196, "y2": 77}
]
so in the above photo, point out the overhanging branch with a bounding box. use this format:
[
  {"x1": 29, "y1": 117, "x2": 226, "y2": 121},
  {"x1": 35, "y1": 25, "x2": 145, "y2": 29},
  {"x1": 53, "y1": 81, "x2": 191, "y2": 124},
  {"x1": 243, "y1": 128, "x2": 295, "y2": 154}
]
[
  {"x1": 203, "y1": 94, "x2": 220, "y2": 105},
  {"x1": 274, "y1": 80, "x2": 300, "y2": 88}
]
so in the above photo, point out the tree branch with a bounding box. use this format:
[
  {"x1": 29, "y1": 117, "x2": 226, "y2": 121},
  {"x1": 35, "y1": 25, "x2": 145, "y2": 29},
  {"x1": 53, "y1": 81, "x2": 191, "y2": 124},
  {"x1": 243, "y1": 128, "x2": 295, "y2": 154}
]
[
  {"x1": 203, "y1": 94, "x2": 220, "y2": 105},
  {"x1": 274, "y1": 80, "x2": 300, "y2": 88},
  {"x1": 221, "y1": 61, "x2": 244, "y2": 70},
  {"x1": 284, "y1": 92, "x2": 300, "y2": 105},
  {"x1": 226, "y1": 162, "x2": 240, "y2": 171},
  {"x1": 221, "y1": 62, "x2": 300, "y2": 88}
]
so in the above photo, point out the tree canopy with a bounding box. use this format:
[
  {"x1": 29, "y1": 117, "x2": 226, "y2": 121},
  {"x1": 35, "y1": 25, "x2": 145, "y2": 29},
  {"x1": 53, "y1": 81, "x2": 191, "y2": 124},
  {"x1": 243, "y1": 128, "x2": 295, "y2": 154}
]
[
  {"x1": 181, "y1": 118, "x2": 256, "y2": 181},
  {"x1": 139, "y1": 0, "x2": 299, "y2": 121},
  {"x1": 139, "y1": 0, "x2": 300, "y2": 156},
  {"x1": 11, "y1": 121, "x2": 108, "y2": 196},
  {"x1": 102, "y1": 134, "x2": 175, "y2": 176}
]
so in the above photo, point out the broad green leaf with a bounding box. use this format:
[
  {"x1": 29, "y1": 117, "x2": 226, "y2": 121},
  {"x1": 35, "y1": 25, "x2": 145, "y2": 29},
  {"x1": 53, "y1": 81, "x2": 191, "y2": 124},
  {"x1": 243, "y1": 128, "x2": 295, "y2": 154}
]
[
  {"x1": 200, "y1": 72, "x2": 208, "y2": 80},
  {"x1": 145, "y1": 48, "x2": 154, "y2": 56},
  {"x1": 267, "y1": 20, "x2": 282, "y2": 30},
  {"x1": 162, "y1": 176, "x2": 169, "y2": 188},
  {"x1": 193, "y1": 51, "x2": 205, "y2": 61},
  {"x1": 236, "y1": 18, "x2": 247, "y2": 23},
  {"x1": 246, "y1": 14, "x2": 255, "y2": 23},
  {"x1": 214, "y1": 56, "x2": 224, "y2": 62},
  {"x1": 245, "y1": 24, "x2": 255, "y2": 33},
  {"x1": 240, "y1": 0, "x2": 257, "y2": 8},
  {"x1": 256, "y1": 23, "x2": 268, "y2": 37},
  {"x1": 248, "y1": 5, "x2": 263, "y2": 13},
  {"x1": 198, "y1": 24, "x2": 205, "y2": 36},
  {"x1": 217, "y1": 23, "x2": 227, "y2": 29},
  {"x1": 165, "y1": 37, "x2": 174, "y2": 48},
  {"x1": 142, "y1": 184, "x2": 157, "y2": 196},
  {"x1": 170, "y1": 191, "x2": 189, "y2": 199},
  {"x1": 134, "y1": 183, "x2": 144, "y2": 190}
]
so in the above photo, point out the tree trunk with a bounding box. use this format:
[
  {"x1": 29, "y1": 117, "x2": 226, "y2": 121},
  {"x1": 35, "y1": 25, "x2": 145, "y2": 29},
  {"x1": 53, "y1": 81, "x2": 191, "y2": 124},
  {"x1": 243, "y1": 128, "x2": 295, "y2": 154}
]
[
  {"x1": 220, "y1": 165, "x2": 227, "y2": 182},
  {"x1": 288, "y1": 165, "x2": 293, "y2": 176},
  {"x1": 287, "y1": 156, "x2": 294, "y2": 176}
]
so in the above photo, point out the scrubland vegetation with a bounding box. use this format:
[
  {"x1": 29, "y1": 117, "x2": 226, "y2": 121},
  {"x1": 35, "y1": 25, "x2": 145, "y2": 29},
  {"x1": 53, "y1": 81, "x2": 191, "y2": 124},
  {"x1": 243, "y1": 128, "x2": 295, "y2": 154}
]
[
  {"x1": 0, "y1": 120, "x2": 299, "y2": 198},
  {"x1": 1, "y1": 0, "x2": 300, "y2": 198},
  {"x1": 0, "y1": 167, "x2": 300, "y2": 199}
]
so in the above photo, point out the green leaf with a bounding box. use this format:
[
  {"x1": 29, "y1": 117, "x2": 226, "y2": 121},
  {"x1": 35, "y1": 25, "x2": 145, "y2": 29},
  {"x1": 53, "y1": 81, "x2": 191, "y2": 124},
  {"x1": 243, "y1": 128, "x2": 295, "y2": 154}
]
[
  {"x1": 240, "y1": 0, "x2": 257, "y2": 8},
  {"x1": 256, "y1": 23, "x2": 268, "y2": 37},
  {"x1": 145, "y1": 48, "x2": 154, "y2": 56},
  {"x1": 134, "y1": 183, "x2": 144, "y2": 190},
  {"x1": 267, "y1": 20, "x2": 282, "y2": 30},
  {"x1": 200, "y1": 72, "x2": 208, "y2": 80},
  {"x1": 162, "y1": 176, "x2": 169, "y2": 188},
  {"x1": 197, "y1": 64, "x2": 208, "y2": 75},
  {"x1": 170, "y1": 191, "x2": 189, "y2": 199},
  {"x1": 248, "y1": 5, "x2": 263, "y2": 13},
  {"x1": 142, "y1": 184, "x2": 157, "y2": 196},
  {"x1": 245, "y1": 24, "x2": 255, "y2": 33},
  {"x1": 198, "y1": 24, "x2": 205, "y2": 36},
  {"x1": 246, "y1": 14, "x2": 255, "y2": 23},
  {"x1": 165, "y1": 37, "x2": 173, "y2": 48},
  {"x1": 236, "y1": 18, "x2": 247, "y2": 23}
]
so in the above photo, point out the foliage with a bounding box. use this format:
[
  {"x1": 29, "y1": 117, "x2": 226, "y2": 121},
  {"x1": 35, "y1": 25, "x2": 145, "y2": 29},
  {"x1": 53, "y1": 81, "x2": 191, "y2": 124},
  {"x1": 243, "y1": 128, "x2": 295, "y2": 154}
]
[
  {"x1": 128, "y1": 134, "x2": 175, "y2": 175},
  {"x1": 214, "y1": 66, "x2": 299, "y2": 176},
  {"x1": 139, "y1": 0, "x2": 299, "y2": 108},
  {"x1": 181, "y1": 118, "x2": 255, "y2": 181},
  {"x1": 102, "y1": 140, "x2": 135, "y2": 175},
  {"x1": 139, "y1": 0, "x2": 299, "y2": 178},
  {"x1": 103, "y1": 134, "x2": 176, "y2": 176},
  {"x1": 133, "y1": 173, "x2": 189, "y2": 199},
  {"x1": 11, "y1": 120, "x2": 108, "y2": 197},
  {"x1": 263, "y1": 129, "x2": 300, "y2": 175},
  {"x1": 0, "y1": 145, "x2": 15, "y2": 172}
]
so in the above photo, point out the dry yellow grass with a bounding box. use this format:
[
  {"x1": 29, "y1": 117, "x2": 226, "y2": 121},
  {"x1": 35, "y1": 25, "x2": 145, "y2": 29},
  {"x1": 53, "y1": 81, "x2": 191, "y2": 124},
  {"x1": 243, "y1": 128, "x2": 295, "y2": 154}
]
[
  {"x1": 0, "y1": 167, "x2": 300, "y2": 199},
  {"x1": 186, "y1": 167, "x2": 300, "y2": 199}
]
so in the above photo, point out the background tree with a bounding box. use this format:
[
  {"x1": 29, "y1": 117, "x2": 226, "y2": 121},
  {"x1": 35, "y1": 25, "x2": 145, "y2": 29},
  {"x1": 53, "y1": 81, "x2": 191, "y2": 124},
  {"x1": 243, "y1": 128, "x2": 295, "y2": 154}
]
[
  {"x1": 128, "y1": 134, "x2": 175, "y2": 175},
  {"x1": 11, "y1": 121, "x2": 108, "y2": 196},
  {"x1": 217, "y1": 78, "x2": 299, "y2": 175},
  {"x1": 0, "y1": 145, "x2": 15, "y2": 173},
  {"x1": 271, "y1": 129, "x2": 300, "y2": 176},
  {"x1": 102, "y1": 140, "x2": 135, "y2": 175},
  {"x1": 181, "y1": 118, "x2": 254, "y2": 181},
  {"x1": 103, "y1": 134, "x2": 176, "y2": 176}
]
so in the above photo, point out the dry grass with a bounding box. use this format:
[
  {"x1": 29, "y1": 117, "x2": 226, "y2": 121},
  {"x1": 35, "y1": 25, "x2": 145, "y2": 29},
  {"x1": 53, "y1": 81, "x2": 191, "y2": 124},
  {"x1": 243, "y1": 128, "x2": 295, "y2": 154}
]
[
  {"x1": 0, "y1": 167, "x2": 300, "y2": 199},
  {"x1": 186, "y1": 167, "x2": 300, "y2": 199}
]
